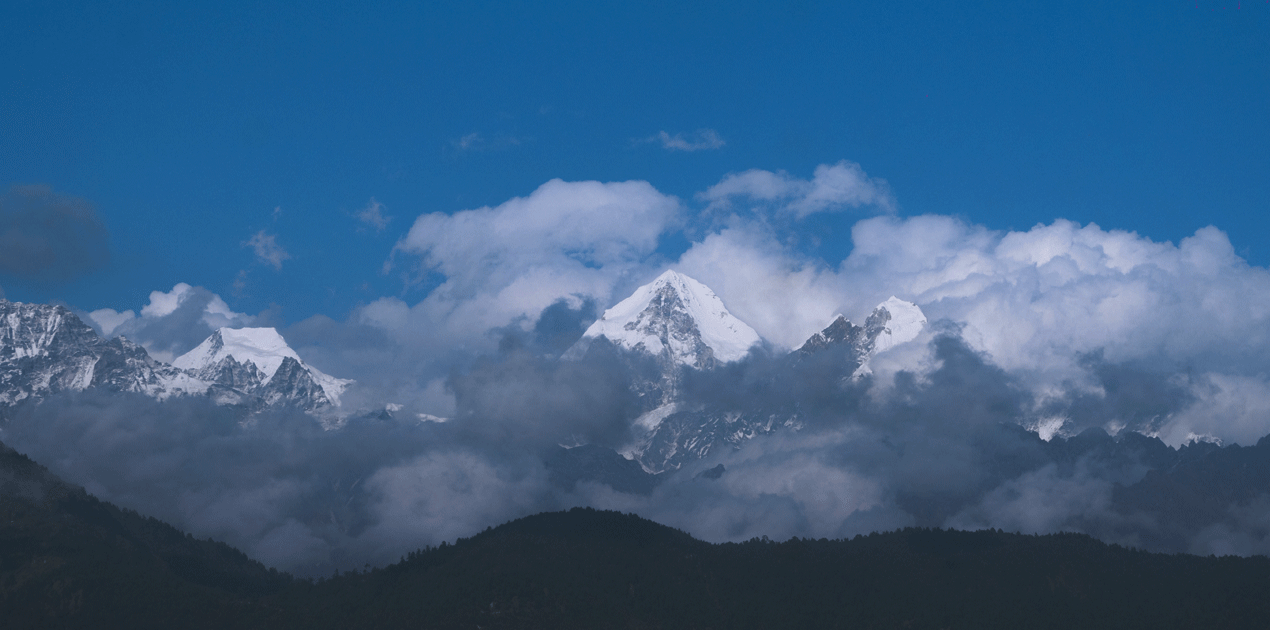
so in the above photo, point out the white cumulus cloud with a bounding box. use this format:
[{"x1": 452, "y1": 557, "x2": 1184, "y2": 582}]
[
  {"x1": 701, "y1": 160, "x2": 895, "y2": 216},
  {"x1": 373, "y1": 178, "x2": 680, "y2": 350},
  {"x1": 87, "y1": 283, "x2": 254, "y2": 362}
]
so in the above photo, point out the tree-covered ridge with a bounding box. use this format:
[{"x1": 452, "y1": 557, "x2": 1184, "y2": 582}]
[
  {"x1": 5, "y1": 439, "x2": 1270, "y2": 629},
  {"x1": 286, "y1": 507, "x2": 1270, "y2": 630},
  {"x1": 0, "y1": 440, "x2": 289, "y2": 629}
]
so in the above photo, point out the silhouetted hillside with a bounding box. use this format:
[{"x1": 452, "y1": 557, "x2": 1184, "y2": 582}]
[
  {"x1": 288, "y1": 507, "x2": 1270, "y2": 630},
  {"x1": 0, "y1": 440, "x2": 289, "y2": 628},
  {"x1": 6, "y1": 437, "x2": 1270, "y2": 629}
]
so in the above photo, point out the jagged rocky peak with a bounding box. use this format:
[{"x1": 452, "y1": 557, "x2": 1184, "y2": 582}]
[
  {"x1": 201, "y1": 355, "x2": 266, "y2": 390},
  {"x1": 0, "y1": 299, "x2": 204, "y2": 404},
  {"x1": 174, "y1": 327, "x2": 352, "y2": 406},
  {"x1": 797, "y1": 315, "x2": 872, "y2": 356},
  {"x1": 573, "y1": 270, "x2": 760, "y2": 369},
  {"x1": 797, "y1": 297, "x2": 926, "y2": 358},
  {"x1": 1, "y1": 300, "x2": 351, "y2": 414},
  {"x1": 261, "y1": 356, "x2": 330, "y2": 409},
  {"x1": 1, "y1": 299, "x2": 101, "y2": 360}
]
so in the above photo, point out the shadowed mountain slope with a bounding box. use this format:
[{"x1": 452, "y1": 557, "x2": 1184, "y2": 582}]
[
  {"x1": 290, "y1": 507, "x2": 1270, "y2": 630},
  {"x1": 0, "y1": 439, "x2": 290, "y2": 629},
  {"x1": 6, "y1": 440, "x2": 1270, "y2": 629}
]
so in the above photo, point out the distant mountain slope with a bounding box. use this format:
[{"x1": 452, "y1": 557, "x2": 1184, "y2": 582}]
[
  {"x1": 563, "y1": 273, "x2": 929, "y2": 473},
  {"x1": 0, "y1": 439, "x2": 289, "y2": 629},
  {"x1": 173, "y1": 327, "x2": 351, "y2": 408}
]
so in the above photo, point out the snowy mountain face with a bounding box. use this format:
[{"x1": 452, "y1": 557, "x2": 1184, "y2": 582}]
[
  {"x1": 627, "y1": 296, "x2": 926, "y2": 473},
  {"x1": 0, "y1": 299, "x2": 203, "y2": 406},
  {"x1": 794, "y1": 296, "x2": 927, "y2": 375},
  {"x1": 0, "y1": 299, "x2": 350, "y2": 417},
  {"x1": 173, "y1": 327, "x2": 351, "y2": 410},
  {"x1": 571, "y1": 270, "x2": 760, "y2": 370}
]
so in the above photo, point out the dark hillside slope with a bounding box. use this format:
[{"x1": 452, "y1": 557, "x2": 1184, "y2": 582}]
[
  {"x1": 6, "y1": 434, "x2": 1270, "y2": 629},
  {"x1": 0, "y1": 440, "x2": 288, "y2": 629},
  {"x1": 290, "y1": 507, "x2": 1270, "y2": 630}
]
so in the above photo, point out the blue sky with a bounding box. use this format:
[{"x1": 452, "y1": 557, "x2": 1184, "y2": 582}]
[{"x1": 2, "y1": 0, "x2": 1268, "y2": 324}]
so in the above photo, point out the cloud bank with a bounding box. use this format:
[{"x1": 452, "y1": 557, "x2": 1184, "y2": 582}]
[{"x1": 87, "y1": 282, "x2": 255, "y2": 363}]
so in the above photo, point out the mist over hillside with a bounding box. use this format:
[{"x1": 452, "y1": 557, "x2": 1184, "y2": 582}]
[{"x1": 6, "y1": 290, "x2": 1270, "y2": 576}]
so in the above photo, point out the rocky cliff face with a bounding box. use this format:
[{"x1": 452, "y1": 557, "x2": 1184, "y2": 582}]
[{"x1": 0, "y1": 300, "x2": 203, "y2": 406}]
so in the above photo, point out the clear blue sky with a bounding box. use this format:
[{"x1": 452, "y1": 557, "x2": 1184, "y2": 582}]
[{"x1": 2, "y1": 0, "x2": 1267, "y2": 323}]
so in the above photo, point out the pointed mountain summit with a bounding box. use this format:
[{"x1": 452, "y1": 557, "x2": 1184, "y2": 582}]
[
  {"x1": 572, "y1": 270, "x2": 760, "y2": 369},
  {"x1": 628, "y1": 297, "x2": 927, "y2": 473},
  {"x1": 871, "y1": 297, "x2": 926, "y2": 353},
  {"x1": 796, "y1": 297, "x2": 926, "y2": 362},
  {"x1": 173, "y1": 327, "x2": 351, "y2": 407}
]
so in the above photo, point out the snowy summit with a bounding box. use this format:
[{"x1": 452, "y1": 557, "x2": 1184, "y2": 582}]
[
  {"x1": 573, "y1": 270, "x2": 760, "y2": 368},
  {"x1": 173, "y1": 327, "x2": 351, "y2": 405},
  {"x1": 871, "y1": 296, "x2": 927, "y2": 354}
]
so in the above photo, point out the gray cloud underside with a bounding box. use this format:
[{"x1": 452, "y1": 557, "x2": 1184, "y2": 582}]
[
  {"x1": 5, "y1": 321, "x2": 1267, "y2": 577},
  {"x1": 0, "y1": 185, "x2": 110, "y2": 283}
]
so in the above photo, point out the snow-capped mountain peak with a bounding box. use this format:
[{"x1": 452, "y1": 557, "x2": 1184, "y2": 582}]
[
  {"x1": 173, "y1": 327, "x2": 351, "y2": 405},
  {"x1": 872, "y1": 296, "x2": 926, "y2": 353},
  {"x1": 796, "y1": 297, "x2": 926, "y2": 358},
  {"x1": 174, "y1": 327, "x2": 298, "y2": 380},
  {"x1": 575, "y1": 270, "x2": 760, "y2": 368}
]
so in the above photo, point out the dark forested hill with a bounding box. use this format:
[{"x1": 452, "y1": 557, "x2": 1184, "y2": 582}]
[
  {"x1": 0, "y1": 440, "x2": 290, "y2": 629},
  {"x1": 5, "y1": 436, "x2": 1270, "y2": 629},
  {"x1": 286, "y1": 507, "x2": 1270, "y2": 630}
]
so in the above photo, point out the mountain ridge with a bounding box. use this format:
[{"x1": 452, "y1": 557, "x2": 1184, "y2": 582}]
[{"x1": 0, "y1": 299, "x2": 349, "y2": 416}]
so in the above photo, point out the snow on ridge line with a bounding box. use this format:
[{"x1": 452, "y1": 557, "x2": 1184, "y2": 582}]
[
  {"x1": 580, "y1": 270, "x2": 761, "y2": 364},
  {"x1": 173, "y1": 327, "x2": 352, "y2": 404},
  {"x1": 873, "y1": 296, "x2": 926, "y2": 354},
  {"x1": 173, "y1": 327, "x2": 297, "y2": 379}
]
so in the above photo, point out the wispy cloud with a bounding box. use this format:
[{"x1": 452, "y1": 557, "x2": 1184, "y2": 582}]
[
  {"x1": 243, "y1": 230, "x2": 291, "y2": 270},
  {"x1": 453, "y1": 132, "x2": 483, "y2": 151},
  {"x1": 450, "y1": 132, "x2": 525, "y2": 153},
  {"x1": 357, "y1": 198, "x2": 391, "y2": 232},
  {"x1": 649, "y1": 129, "x2": 726, "y2": 152}
]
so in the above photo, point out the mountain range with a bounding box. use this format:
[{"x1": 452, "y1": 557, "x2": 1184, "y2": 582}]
[
  {"x1": 0, "y1": 299, "x2": 349, "y2": 419},
  {"x1": 0, "y1": 271, "x2": 927, "y2": 471},
  {"x1": 566, "y1": 270, "x2": 928, "y2": 472}
]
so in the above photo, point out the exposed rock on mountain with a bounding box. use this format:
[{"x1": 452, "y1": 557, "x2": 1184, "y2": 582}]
[
  {"x1": 568, "y1": 270, "x2": 760, "y2": 370},
  {"x1": 0, "y1": 299, "x2": 350, "y2": 417},
  {"x1": 561, "y1": 274, "x2": 928, "y2": 474},
  {"x1": 0, "y1": 299, "x2": 204, "y2": 406}
]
